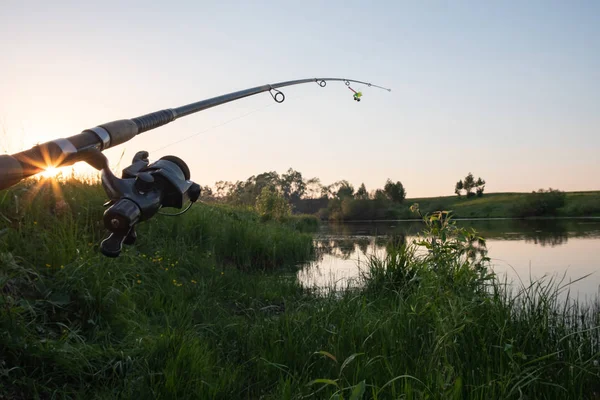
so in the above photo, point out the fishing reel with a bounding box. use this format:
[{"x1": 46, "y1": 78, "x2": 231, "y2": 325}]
[{"x1": 83, "y1": 149, "x2": 201, "y2": 257}]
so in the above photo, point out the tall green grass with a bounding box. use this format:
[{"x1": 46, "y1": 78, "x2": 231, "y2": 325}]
[{"x1": 1, "y1": 180, "x2": 598, "y2": 399}]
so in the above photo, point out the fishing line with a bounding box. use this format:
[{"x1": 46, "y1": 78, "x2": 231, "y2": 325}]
[
  {"x1": 150, "y1": 93, "x2": 311, "y2": 153},
  {"x1": 150, "y1": 102, "x2": 276, "y2": 153}
]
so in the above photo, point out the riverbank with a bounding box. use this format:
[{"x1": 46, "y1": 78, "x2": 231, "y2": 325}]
[
  {"x1": 1, "y1": 181, "x2": 598, "y2": 398},
  {"x1": 313, "y1": 191, "x2": 600, "y2": 221},
  {"x1": 410, "y1": 190, "x2": 600, "y2": 218}
]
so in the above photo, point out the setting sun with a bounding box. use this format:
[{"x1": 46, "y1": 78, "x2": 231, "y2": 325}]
[{"x1": 41, "y1": 166, "x2": 60, "y2": 178}]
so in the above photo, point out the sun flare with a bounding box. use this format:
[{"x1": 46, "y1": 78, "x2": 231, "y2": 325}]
[{"x1": 41, "y1": 166, "x2": 60, "y2": 178}]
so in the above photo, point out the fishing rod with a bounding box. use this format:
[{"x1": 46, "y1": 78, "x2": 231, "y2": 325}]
[{"x1": 0, "y1": 77, "x2": 390, "y2": 256}]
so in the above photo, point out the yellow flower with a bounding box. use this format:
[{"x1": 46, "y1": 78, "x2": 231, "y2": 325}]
[
  {"x1": 170, "y1": 263, "x2": 174, "y2": 267},
  {"x1": 34, "y1": 221, "x2": 37, "y2": 225},
  {"x1": 191, "y1": 280, "x2": 197, "y2": 284},
  {"x1": 60, "y1": 265, "x2": 64, "y2": 269},
  {"x1": 165, "y1": 268, "x2": 169, "y2": 271},
  {"x1": 45, "y1": 263, "x2": 51, "y2": 267},
  {"x1": 220, "y1": 271, "x2": 224, "y2": 275},
  {"x1": 137, "y1": 280, "x2": 141, "y2": 284}
]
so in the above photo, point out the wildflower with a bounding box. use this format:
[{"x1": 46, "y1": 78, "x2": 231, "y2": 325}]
[
  {"x1": 170, "y1": 263, "x2": 174, "y2": 267},
  {"x1": 137, "y1": 280, "x2": 141, "y2": 284},
  {"x1": 221, "y1": 271, "x2": 224, "y2": 275},
  {"x1": 45, "y1": 263, "x2": 51, "y2": 267},
  {"x1": 165, "y1": 268, "x2": 169, "y2": 271},
  {"x1": 34, "y1": 221, "x2": 38, "y2": 225},
  {"x1": 60, "y1": 265, "x2": 64, "y2": 269},
  {"x1": 191, "y1": 280, "x2": 197, "y2": 284}
]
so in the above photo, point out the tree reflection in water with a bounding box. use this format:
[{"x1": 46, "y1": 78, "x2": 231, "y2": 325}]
[{"x1": 311, "y1": 218, "x2": 600, "y2": 263}]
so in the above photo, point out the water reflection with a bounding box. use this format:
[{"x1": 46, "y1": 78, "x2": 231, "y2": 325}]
[
  {"x1": 319, "y1": 218, "x2": 598, "y2": 246},
  {"x1": 298, "y1": 219, "x2": 600, "y2": 297}
]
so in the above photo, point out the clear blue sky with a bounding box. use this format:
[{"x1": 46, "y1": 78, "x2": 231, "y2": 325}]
[{"x1": 1, "y1": 0, "x2": 598, "y2": 197}]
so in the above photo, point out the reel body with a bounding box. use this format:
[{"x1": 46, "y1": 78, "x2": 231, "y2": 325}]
[{"x1": 86, "y1": 150, "x2": 200, "y2": 257}]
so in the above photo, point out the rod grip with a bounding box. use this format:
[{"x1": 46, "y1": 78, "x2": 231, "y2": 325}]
[
  {"x1": 99, "y1": 119, "x2": 139, "y2": 147},
  {"x1": 0, "y1": 154, "x2": 24, "y2": 190}
]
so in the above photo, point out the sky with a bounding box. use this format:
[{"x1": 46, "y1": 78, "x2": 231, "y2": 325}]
[{"x1": 1, "y1": 0, "x2": 599, "y2": 197}]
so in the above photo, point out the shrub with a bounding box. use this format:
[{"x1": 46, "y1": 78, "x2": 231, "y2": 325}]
[
  {"x1": 255, "y1": 186, "x2": 291, "y2": 221},
  {"x1": 511, "y1": 188, "x2": 566, "y2": 217}
]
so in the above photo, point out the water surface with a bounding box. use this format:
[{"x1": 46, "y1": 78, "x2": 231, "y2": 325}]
[{"x1": 298, "y1": 219, "x2": 600, "y2": 299}]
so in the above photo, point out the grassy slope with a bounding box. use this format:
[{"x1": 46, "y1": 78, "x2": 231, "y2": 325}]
[
  {"x1": 1, "y1": 180, "x2": 599, "y2": 398},
  {"x1": 407, "y1": 191, "x2": 600, "y2": 218}
]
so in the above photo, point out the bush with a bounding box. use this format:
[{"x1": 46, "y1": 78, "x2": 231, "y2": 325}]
[
  {"x1": 283, "y1": 214, "x2": 320, "y2": 232},
  {"x1": 255, "y1": 186, "x2": 291, "y2": 221},
  {"x1": 511, "y1": 188, "x2": 566, "y2": 218},
  {"x1": 563, "y1": 197, "x2": 600, "y2": 216}
]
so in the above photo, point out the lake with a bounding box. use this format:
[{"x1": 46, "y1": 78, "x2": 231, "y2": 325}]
[{"x1": 298, "y1": 218, "x2": 600, "y2": 300}]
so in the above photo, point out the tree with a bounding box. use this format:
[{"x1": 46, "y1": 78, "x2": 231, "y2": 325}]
[
  {"x1": 463, "y1": 173, "x2": 476, "y2": 197},
  {"x1": 454, "y1": 173, "x2": 485, "y2": 198},
  {"x1": 200, "y1": 185, "x2": 213, "y2": 200},
  {"x1": 475, "y1": 177, "x2": 486, "y2": 197},
  {"x1": 373, "y1": 189, "x2": 388, "y2": 201},
  {"x1": 355, "y1": 183, "x2": 369, "y2": 199},
  {"x1": 455, "y1": 180, "x2": 464, "y2": 197},
  {"x1": 336, "y1": 180, "x2": 355, "y2": 199},
  {"x1": 304, "y1": 177, "x2": 323, "y2": 199},
  {"x1": 279, "y1": 168, "x2": 305, "y2": 202},
  {"x1": 214, "y1": 180, "x2": 235, "y2": 198},
  {"x1": 383, "y1": 179, "x2": 406, "y2": 203}
]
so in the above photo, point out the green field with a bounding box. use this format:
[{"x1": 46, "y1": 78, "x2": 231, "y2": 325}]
[
  {"x1": 405, "y1": 191, "x2": 600, "y2": 219},
  {"x1": 315, "y1": 191, "x2": 600, "y2": 221},
  {"x1": 1, "y1": 180, "x2": 599, "y2": 399}
]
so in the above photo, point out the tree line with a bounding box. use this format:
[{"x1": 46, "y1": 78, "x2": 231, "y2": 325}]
[
  {"x1": 202, "y1": 168, "x2": 408, "y2": 206},
  {"x1": 198, "y1": 169, "x2": 494, "y2": 220}
]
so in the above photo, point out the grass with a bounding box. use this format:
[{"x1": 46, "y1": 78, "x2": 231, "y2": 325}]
[
  {"x1": 407, "y1": 191, "x2": 600, "y2": 219},
  {"x1": 1, "y1": 180, "x2": 599, "y2": 399}
]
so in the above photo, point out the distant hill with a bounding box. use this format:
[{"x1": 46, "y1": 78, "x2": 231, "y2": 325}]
[
  {"x1": 293, "y1": 191, "x2": 600, "y2": 220},
  {"x1": 406, "y1": 191, "x2": 600, "y2": 219}
]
